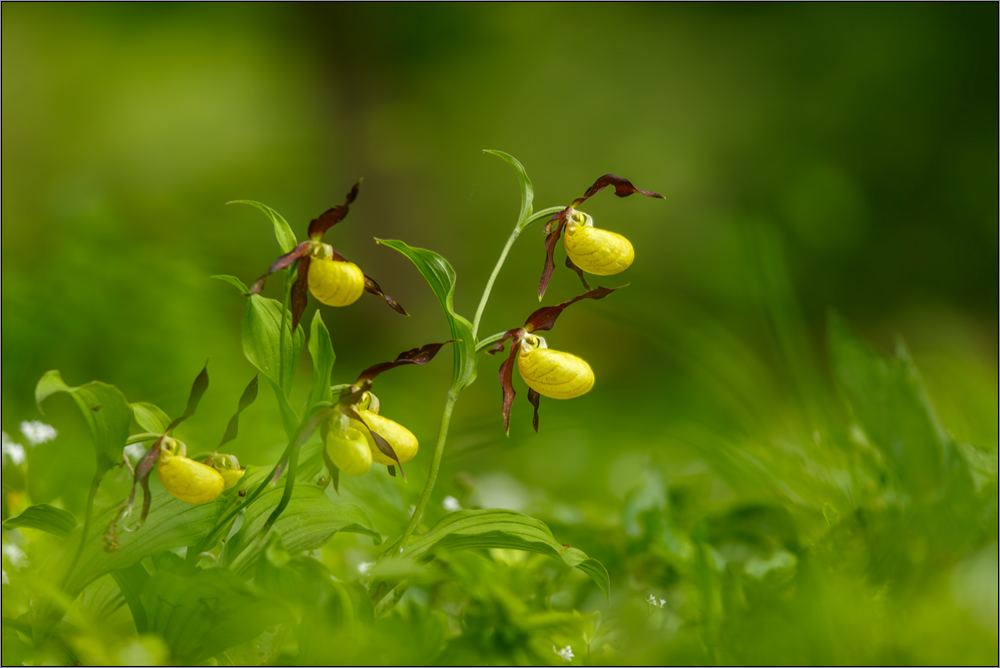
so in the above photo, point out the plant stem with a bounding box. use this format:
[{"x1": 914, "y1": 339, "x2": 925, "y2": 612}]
[
  {"x1": 475, "y1": 331, "x2": 507, "y2": 354},
  {"x1": 62, "y1": 471, "x2": 101, "y2": 589},
  {"x1": 266, "y1": 446, "x2": 299, "y2": 527},
  {"x1": 471, "y1": 206, "x2": 564, "y2": 338},
  {"x1": 125, "y1": 432, "x2": 161, "y2": 445},
  {"x1": 395, "y1": 386, "x2": 460, "y2": 551},
  {"x1": 278, "y1": 268, "x2": 292, "y2": 394}
]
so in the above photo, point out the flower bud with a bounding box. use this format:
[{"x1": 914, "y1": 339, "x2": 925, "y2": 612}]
[
  {"x1": 563, "y1": 212, "x2": 634, "y2": 276},
  {"x1": 308, "y1": 257, "x2": 366, "y2": 307},
  {"x1": 350, "y1": 409, "x2": 419, "y2": 466},
  {"x1": 157, "y1": 437, "x2": 224, "y2": 504},
  {"x1": 207, "y1": 453, "x2": 245, "y2": 490},
  {"x1": 517, "y1": 337, "x2": 594, "y2": 399},
  {"x1": 326, "y1": 427, "x2": 372, "y2": 476}
]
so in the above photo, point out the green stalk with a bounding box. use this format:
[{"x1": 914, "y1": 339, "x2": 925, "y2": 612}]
[
  {"x1": 393, "y1": 207, "x2": 561, "y2": 553},
  {"x1": 395, "y1": 387, "x2": 459, "y2": 551},
  {"x1": 61, "y1": 471, "x2": 101, "y2": 589},
  {"x1": 266, "y1": 446, "x2": 299, "y2": 528},
  {"x1": 471, "y1": 206, "x2": 564, "y2": 338},
  {"x1": 278, "y1": 267, "x2": 293, "y2": 395}
]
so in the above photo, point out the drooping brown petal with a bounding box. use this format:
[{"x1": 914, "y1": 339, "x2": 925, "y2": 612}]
[
  {"x1": 218, "y1": 375, "x2": 259, "y2": 448},
  {"x1": 499, "y1": 339, "x2": 522, "y2": 436},
  {"x1": 165, "y1": 363, "x2": 210, "y2": 434},
  {"x1": 580, "y1": 174, "x2": 665, "y2": 201},
  {"x1": 565, "y1": 257, "x2": 592, "y2": 291},
  {"x1": 290, "y1": 256, "x2": 311, "y2": 331},
  {"x1": 355, "y1": 341, "x2": 456, "y2": 384},
  {"x1": 248, "y1": 241, "x2": 314, "y2": 295},
  {"x1": 538, "y1": 219, "x2": 568, "y2": 300},
  {"x1": 132, "y1": 436, "x2": 163, "y2": 524},
  {"x1": 364, "y1": 274, "x2": 409, "y2": 316},
  {"x1": 527, "y1": 388, "x2": 541, "y2": 433},
  {"x1": 307, "y1": 180, "x2": 361, "y2": 241},
  {"x1": 347, "y1": 406, "x2": 406, "y2": 481},
  {"x1": 524, "y1": 285, "x2": 625, "y2": 333},
  {"x1": 487, "y1": 328, "x2": 525, "y2": 356}
]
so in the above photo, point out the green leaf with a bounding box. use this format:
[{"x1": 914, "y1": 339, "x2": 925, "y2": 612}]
[
  {"x1": 242, "y1": 294, "x2": 305, "y2": 397},
  {"x1": 374, "y1": 240, "x2": 477, "y2": 390},
  {"x1": 484, "y1": 149, "x2": 534, "y2": 230},
  {"x1": 35, "y1": 371, "x2": 133, "y2": 475},
  {"x1": 62, "y1": 491, "x2": 226, "y2": 596},
  {"x1": 109, "y1": 561, "x2": 151, "y2": 633},
  {"x1": 396, "y1": 509, "x2": 609, "y2": 599},
  {"x1": 141, "y1": 563, "x2": 286, "y2": 665},
  {"x1": 308, "y1": 310, "x2": 335, "y2": 409},
  {"x1": 225, "y1": 479, "x2": 381, "y2": 575},
  {"x1": 829, "y1": 313, "x2": 957, "y2": 499},
  {"x1": 228, "y1": 200, "x2": 298, "y2": 254},
  {"x1": 2, "y1": 504, "x2": 77, "y2": 537},
  {"x1": 211, "y1": 274, "x2": 249, "y2": 294},
  {"x1": 131, "y1": 402, "x2": 171, "y2": 434}
]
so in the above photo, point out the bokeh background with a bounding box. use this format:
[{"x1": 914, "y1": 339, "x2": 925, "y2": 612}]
[{"x1": 3, "y1": 4, "x2": 997, "y2": 665}]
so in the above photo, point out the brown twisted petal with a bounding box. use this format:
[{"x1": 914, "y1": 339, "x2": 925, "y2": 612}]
[
  {"x1": 563, "y1": 222, "x2": 635, "y2": 276},
  {"x1": 517, "y1": 347, "x2": 594, "y2": 400},
  {"x1": 350, "y1": 410, "x2": 418, "y2": 466}
]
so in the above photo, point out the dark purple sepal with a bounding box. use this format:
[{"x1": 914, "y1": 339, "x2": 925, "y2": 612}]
[
  {"x1": 581, "y1": 174, "x2": 665, "y2": 201},
  {"x1": 364, "y1": 274, "x2": 409, "y2": 316},
  {"x1": 290, "y1": 256, "x2": 311, "y2": 331},
  {"x1": 524, "y1": 285, "x2": 625, "y2": 333},
  {"x1": 356, "y1": 341, "x2": 456, "y2": 384},
  {"x1": 487, "y1": 328, "x2": 525, "y2": 356},
  {"x1": 565, "y1": 257, "x2": 592, "y2": 291},
  {"x1": 527, "y1": 388, "x2": 541, "y2": 433},
  {"x1": 347, "y1": 406, "x2": 406, "y2": 481},
  {"x1": 248, "y1": 241, "x2": 314, "y2": 295},
  {"x1": 499, "y1": 338, "x2": 522, "y2": 435},
  {"x1": 307, "y1": 180, "x2": 361, "y2": 241},
  {"x1": 538, "y1": 219, "x2": 568, "y2": 300}
]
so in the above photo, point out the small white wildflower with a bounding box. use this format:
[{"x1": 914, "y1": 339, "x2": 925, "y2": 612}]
[
  {"x1": 2, "y1": 433, "x2": 26, "y2": 466},
  {"x1": 20, "y1": 421, "x2": 58, "y2": 446},
  {"x1": 659, "y1": 598, "x2": 667, "y2": 607},
  {"x1": 646, "y1": 593, "x2": 665, "y2": 608},
  {"x1": 357, "y1": 561, "x2": 374, "y2": 575},
  {"x1": 1, "y1": 570, "x2": 8, "y2": 585},
  {"x1": 554, "y1": 645, "x2": 574, "y2": 662},
  {"x1": 2, "y1": 544, "x2": 28, "y2": 569},
  {"x1": 442, "y1": 496, "x2": 462, "y2": 512}
]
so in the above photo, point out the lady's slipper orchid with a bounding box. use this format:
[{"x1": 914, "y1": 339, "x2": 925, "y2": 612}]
[
  {"x1": 539, "y1": 174, "x2": 663, "y2": 299},
  {"x1": 489, "y1": 285, "x2": 623, "y2": 433},
  {"x1": 323, "y1": 341, "x2": 453, "y2": 486},
  {"x1": 247, "y1": 181, "x2": 408, "y2": 331},
  {"x1": 158, "y1": 437, "x2": 224, "y2": 504}
]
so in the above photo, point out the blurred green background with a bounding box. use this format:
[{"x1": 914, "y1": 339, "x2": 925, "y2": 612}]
[{"x1": 3, "y1": 4, "x2": 997, "y2": 665}]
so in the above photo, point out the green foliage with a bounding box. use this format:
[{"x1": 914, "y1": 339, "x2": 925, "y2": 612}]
[
  {"x1": 2, "y1": 504, "x2": 77, "y2": 537},
  {"x1": 34, "y1": 371, "x2": 133, "y2": 477},
  {"x1": 376, "y1": 239, "x2": 478, "y2": 390},
  {"x1": 228, "y1": 200, "x2": 299, "y2": 254}
]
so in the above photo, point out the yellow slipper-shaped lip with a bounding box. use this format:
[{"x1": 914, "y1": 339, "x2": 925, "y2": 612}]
[
  {"x1": 326, "y1": 427, "x2": 373, "y2": 476},
  {"x1": 350, "y1": 409, "x2": 418, "y2": 466},
  {"x1": 517, "y1": 346, "x2": 594, "y2": 399},
  {"x1": 308, "y1": 257, "x2": 366, "y2": 307},
  {"x1": 564, "y1": 220, "x2": 634, "y2": 276}
]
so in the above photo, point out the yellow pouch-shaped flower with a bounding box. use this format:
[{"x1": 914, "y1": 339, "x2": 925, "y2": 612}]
[
  {"x1": 158, "y1": 439, "x2": 225, "y2": 504},
  {"x1": 207, "y1": 453, "x2": 245, "y2": 490},
  {"x1": 308, "y1": 257, "x2": 366, "y2": 307},
  {"x1": 563, "y1": 216, "x2": 634, "y2": 276},
  {"x1": 517, "y1": 345, "x2": 594, "y2": 400},
  {"x1": 350, "y1": 409, "x2": 419, "y2": 466},
  {"x1": 326, "y1": 427, "x2": 373, "y2": 476}
]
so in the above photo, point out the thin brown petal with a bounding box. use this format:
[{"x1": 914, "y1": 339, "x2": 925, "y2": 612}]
[
  {"x1": 364, "y1": 274, "x2": 408, "y2": 316},
  {"x1": 355, "y1": 341, "x2": 456, "y2": 384},
  {"x1": 527, "y1": 388, "x2": 541, "y2": 433},
  {"x1": 248, "y1": 241, "x2": 314, "y2": 295},
  {"x1": 538, "y1": 219, "x2": 567, "y2": 300},
  {"x1": 218, "y1": 375, "x2": 259, "y2": 448},
  {"x1": 581, "y1": 174, "x2": 664, "y2": 200},
  {"x1": 487, "y1": 328, "x2": 525, "y2": 356},
  {"x1": 290, "y1": 256, "x2": 311, "y2": 331},
  {"x1": 499, "y1": 339, "x2": 522, "y2": 435},
  {"x1": 348, "y1": 406, "x2": 406, "y2": 481},
  {"x1": 524, "y1": 285, "x2": 625, "y2": 333},
  {"x1": 307, "y1": 180, "x2": 361, "y2": 241},
  {"x1": 565, "y1": 257, "x2": 592, "y2": 291}
]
